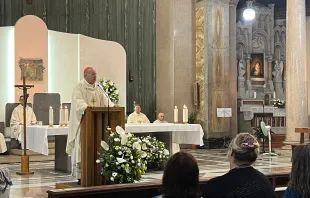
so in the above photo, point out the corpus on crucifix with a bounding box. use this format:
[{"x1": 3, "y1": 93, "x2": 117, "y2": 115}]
[{"x1": 14, "y1": 76, "x2": 34, "y2": 175}]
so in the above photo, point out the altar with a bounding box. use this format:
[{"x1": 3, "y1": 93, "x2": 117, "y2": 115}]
[{"x1": 20, "y1": 123, "x2": 204, "y2": 172}]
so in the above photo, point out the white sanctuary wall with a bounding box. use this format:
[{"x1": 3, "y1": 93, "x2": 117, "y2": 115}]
[
  {"x1": 79, "y1": 35, "x2": 127, "y2": 107},
  {"x1": 48, "y1": 30, "x2": 79, "y2": 103},
  {"x1": 0, "y1": 27, "x2": 15, "y2": 122}
]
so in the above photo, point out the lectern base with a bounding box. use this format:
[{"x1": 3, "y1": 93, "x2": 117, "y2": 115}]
[{"x1": 16, "y1": 156, "x2": 34, "y2": 175}]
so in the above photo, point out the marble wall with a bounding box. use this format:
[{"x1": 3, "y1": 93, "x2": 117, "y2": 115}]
[{"x1": 156, "y1": 0, "x2": 196, "y2": 123}]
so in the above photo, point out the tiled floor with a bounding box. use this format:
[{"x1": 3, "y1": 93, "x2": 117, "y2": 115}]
[{"x1": 0, "y1": 149, "x2": 292, "y2": 198}]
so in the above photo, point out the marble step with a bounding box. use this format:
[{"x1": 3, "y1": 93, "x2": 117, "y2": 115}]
[{"x1": 10, "y1": 142, "x2": 55, "y2": 156}]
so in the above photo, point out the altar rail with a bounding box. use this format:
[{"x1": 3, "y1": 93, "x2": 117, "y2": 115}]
[{"x1": 48, "y1": 173, "x2": 289, "y2": 198}]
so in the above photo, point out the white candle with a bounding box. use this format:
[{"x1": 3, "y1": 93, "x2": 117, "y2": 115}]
[
  {"x1": 174, "y1": 106, "x2": 178, "y2": 123},
  {"x1": 183, "y1": 105, "x2": 188, "y2": 123},
  {"x1": 254, "y1": 92, "x2": 256, "y2": 98},
  {"x1": 59, "y1": 106, "x2": 63, "y2": 126},
  {"x1": 64, "y1": 106, "x2": 68, "y2": 126},
  {"x1": 49, "y1": 106, "x2": 53, "y2": 126},
  {"x1": 273, "y1": 91, "x2": 276, "y2": 99}
]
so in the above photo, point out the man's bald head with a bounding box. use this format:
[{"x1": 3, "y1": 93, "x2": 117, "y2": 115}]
[
  {"x1": 157, "y1": 112, "x2": 165, "y2": 121},
  {"x1": 84, "y1": 67, "x2": 97, "y2": 84}
]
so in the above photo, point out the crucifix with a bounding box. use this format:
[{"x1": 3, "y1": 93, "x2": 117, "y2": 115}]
[{"x1": 14, "y1": 75, "x2": 34, "y2": 175}]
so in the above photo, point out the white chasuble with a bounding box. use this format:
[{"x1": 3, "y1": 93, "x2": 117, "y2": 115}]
[
  {"x1": 0, "y1": 133, "x2": 7, "y2": 153},
  {"x1": 66, "y1": 79, "x2": 114, "y2": 179},
  {"x1": 127, "y1": 112, "x2": 150, "y2": 124},
  {"x1": 10, "y1": 104, "x2": 37, "y2": 140}
]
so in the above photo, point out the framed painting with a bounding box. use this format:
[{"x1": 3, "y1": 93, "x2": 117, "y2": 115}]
[
  {"x1": 250, "y1": 53, "x2": 264, "y2": 79},
  {"x1": 19, "y1": 58, "x2": 45, "y2": 81}
]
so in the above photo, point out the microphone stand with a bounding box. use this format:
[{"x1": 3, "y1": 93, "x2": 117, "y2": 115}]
[{"x1": 98, "y1": 84, "x2": 111, "y2": 129}]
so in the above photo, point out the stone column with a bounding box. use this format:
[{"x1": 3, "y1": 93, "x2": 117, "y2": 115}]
[
  {"x1": 283, "y1": 60, "x2": 286, "y2": 92},
  {"x1": 285, "y1": 0, "x2": 308, "y2": 144},
  {"x1": 246, "y1": 54, "x2": 251, "y2": 81},
  {"x1": 229, "y1": 0, "x2": 239, "y2": 137},
  {"x1": 267, "y1": 56, "x2": 274, "y2": 91}
]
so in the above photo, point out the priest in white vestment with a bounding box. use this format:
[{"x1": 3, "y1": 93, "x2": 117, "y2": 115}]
[
  {"x1": 0, "y1": 133, "x2": 7, "y2": 153},
  {"x1": 66, "y1": 67, "x2": 114, "y2": 181},
  {"x1": 10, "y1": 96, "x2": 37, "y2": 141},
  {"x1": 127, "y1": 104, "x2": 150, "y2": 123},
  {"x1": 153, "y1": 112, "x2": 168, "y2": 123}
]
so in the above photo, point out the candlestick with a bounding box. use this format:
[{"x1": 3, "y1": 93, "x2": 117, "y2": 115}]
[
  {"x1": 183, "y1": 105, "x2": 188, "y2": 124},
  {"x1": 49, "y1": 106, "x2": 53, "y2": 127},
  {"x1": 59, "y1": 106, "x2": 63, "y2": 126},
  {"x1": 64, "y1": 106, "x2": 68, "y2": 126},
  {"x1": 273, "y1": 91, "x2": 276, "y2": 99},
  {"x1": 174, "y1": 106, "x2": 178, "y2": 124},
  {"x1": 254, "y1": 92, "x2": 256, "y2": 99}
]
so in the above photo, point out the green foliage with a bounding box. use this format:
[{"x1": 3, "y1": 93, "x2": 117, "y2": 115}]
[{"x1": 188, "y1": 112, "x2": 197, "y2": 124}]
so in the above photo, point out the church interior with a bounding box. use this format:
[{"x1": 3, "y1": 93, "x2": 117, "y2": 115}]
[{"x1": 0, "y1": 0, "x2": 310, "y2": 197}]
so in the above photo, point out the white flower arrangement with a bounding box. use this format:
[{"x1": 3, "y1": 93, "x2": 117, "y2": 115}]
[
  {"x1": 97, "y1": 126, "x2": 147, "y2": 184},
  {"x1": 273, "y1": 99, "x2": 285, "y2": 109},
  {"x1": 140, "y1": 136, "x2": 170, "y2": 169},
  {"x1": 98, "y1": 79, "x2": 120, "y2": 104}
]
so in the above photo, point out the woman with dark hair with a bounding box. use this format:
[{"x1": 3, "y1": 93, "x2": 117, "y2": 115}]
[
  {"x1": 159, "y1": 151, "x2": 200, "y2": 198},
  {"x1": 202, "y1": 133, "x2": 276, "y2": 198},
  {"x1": 284, "y1": 144, "x2": 310, "y2": 198}
]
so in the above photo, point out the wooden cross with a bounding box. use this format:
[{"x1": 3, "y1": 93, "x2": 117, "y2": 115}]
[
  {"x1": 90, "y1": 97, "x2": 96, "y2": 106},
  {"x1": 14, "y1": 76, "x2": 34, "y2": 175}
]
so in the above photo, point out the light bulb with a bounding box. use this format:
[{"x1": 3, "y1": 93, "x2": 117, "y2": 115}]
[{"x1": 243, "y1": 8, "x2": 255, "y2": 21}]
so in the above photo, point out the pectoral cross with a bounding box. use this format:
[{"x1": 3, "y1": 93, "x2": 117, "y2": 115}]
[
  {"x1": 90, "y1": 97, "x2": 96, "y2": 106},
  {"x1": 14, "y1": 76, "x2": 34, "y2": 175}
]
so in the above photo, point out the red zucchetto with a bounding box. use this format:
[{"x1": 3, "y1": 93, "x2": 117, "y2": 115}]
[{"x1": 84, "y1": 66, "x2": 93, "y2": 74}]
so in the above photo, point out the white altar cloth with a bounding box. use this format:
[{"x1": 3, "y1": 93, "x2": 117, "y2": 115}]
[
  {"x1": 20, "y1": 123, "x2": 204, "y2": 155},
  {"x1": 125, "y1": 123, "x2": 204, "y2": 146},
  {"x1": 20, "y1": 125, "x2": 68, "y2": 155}
]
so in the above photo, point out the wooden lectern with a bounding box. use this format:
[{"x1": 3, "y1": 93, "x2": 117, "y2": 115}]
[{"x1": 80, "y1": 107, "x2": 125, "y2": 187}]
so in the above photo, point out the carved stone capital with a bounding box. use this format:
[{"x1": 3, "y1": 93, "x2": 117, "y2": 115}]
[
  {"x1": 230, "y1": 0, "x2": 239, "y2": 6},
  {"x1": 245, "y1": 54, "x2": 251, "y2": 60},
  {"x1": 266, "y1": 55, "x2": 273, "y2": 62}
]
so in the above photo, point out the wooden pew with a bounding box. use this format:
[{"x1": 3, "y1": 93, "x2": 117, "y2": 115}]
[
  {"x1": 48, "y1": 173, "x2": 289, "y2": 198},
  {"x1": 292, "y1": 128, "x2": 310, "y2": 150}
]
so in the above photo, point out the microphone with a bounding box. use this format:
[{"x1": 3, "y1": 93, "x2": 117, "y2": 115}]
[{"x1": 97, "y1": 84, "x2": 111, "y2": 128}]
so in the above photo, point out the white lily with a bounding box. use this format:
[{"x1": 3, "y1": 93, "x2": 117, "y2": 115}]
[
  {"x1": 116, "y1": 126, "x2": 126, "y2": 135},
  {"x1": 112, "y1": 172, "x2": 118, "y2": 177},
  {"x1": 163, "y1": 149, "x2": 169, "y2": 155},
  {"x1": 141, "y1": 152, "x2": 147, "y2": 158},
  {"x1": 101, "y1": 141, "x2": 109, "y2": 151},
  {"x1": 133, "y1": 142, "x2": 141, "y2": 151},
  {"x1": 116, "y1": 157, "x2": 127, "y2": 164},
  {"x1": 120, "y1": 134, "x2": 128, "y2": 145}
]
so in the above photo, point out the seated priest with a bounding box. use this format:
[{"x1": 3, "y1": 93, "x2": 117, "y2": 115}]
[
  {"x1": 127, "y1": 104, "x2": 150, "y2": 123},
  {"x1": 153, "y1": 112, "x2": 168, "y2": 123},
  {"x1": 66, "y1": 66, "x2": 114, "y2": 183},
  {"x1": 0, "y1": 133, "x2": 7, "y2": 154},
  {"x1": 10, "y1": 95, "x2": 37, "y2": 141}
]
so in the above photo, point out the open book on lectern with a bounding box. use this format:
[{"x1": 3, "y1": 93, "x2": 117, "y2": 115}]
[{"x1": 216, "y1": 108, "x2": 232, "y2": 117}]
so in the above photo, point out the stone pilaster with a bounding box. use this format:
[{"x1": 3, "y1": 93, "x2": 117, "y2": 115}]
[
  {"x1": 204, "y1": 0, "x2": 232, "y2": 136},
  {"x1": 285, "y1": 0, "x2": 308, "y2": 144},
  {"x1": 229, "y1": 0, "x2": 239, "y2": 137},
  {"x1": 267, "y1": 55, "x2": 274, "y2": 92}
]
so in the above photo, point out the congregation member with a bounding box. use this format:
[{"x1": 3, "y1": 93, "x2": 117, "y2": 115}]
[
  {"x1": 154, "y1": 112, "x2": 168, "y2": 123},
  {"x1": 10, "y1": 95, "x2": 37, "y2": 141},
  {"x1": 127, "y1": 104, "x2": 150, "y2": 123},
  {"x1": 202, "y1": 133, "x2": 276, "y2": 198},
  {"x1": 284, "y1": 144, "x2": 310, "y2": 198},
  {"x1": 66, "y1": 66, "x2": 114, "y2": 182},
  {"x1": 157, "y1": 151, "x2": 200, "y2": 198}
]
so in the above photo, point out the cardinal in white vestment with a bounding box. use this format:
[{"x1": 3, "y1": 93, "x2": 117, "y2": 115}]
[
  {"x1": 66, "y1": 67, "x2": 114, "y2": 181},
  {"x1": 127, "y1": 104, "x2": 150, "y2": 123},
  {"x1": 10, "y1": 95, "x2": 37, "y2": 141}
]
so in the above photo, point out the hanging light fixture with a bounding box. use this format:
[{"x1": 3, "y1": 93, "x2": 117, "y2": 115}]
[{"x1": 243, "y1": 1, "x2": 255, "y2": 21}]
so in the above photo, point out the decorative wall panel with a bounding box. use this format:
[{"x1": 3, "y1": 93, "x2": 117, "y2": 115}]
[{"x1": 0, "y1": 0, "x2": 156, "y2": 120}]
